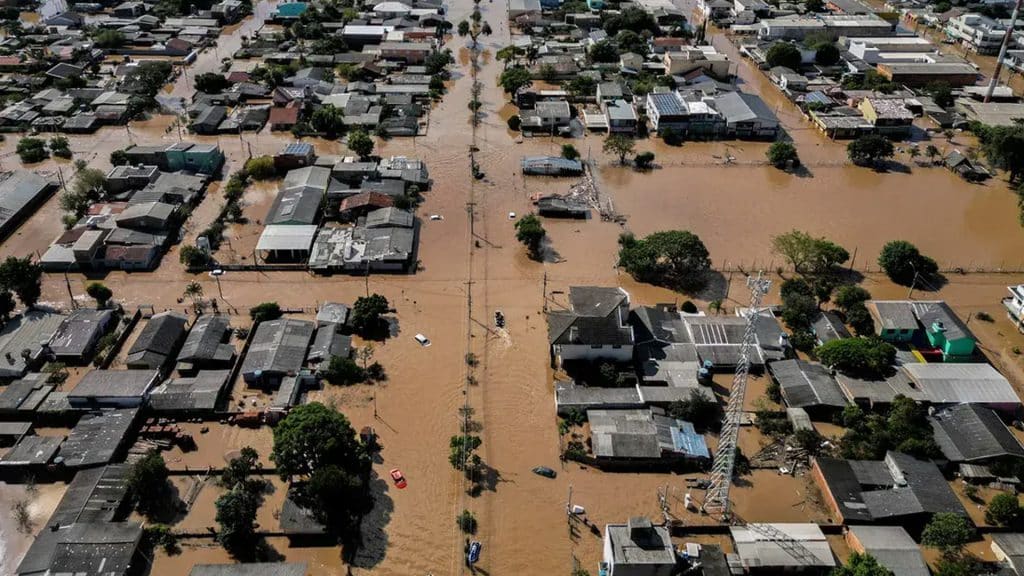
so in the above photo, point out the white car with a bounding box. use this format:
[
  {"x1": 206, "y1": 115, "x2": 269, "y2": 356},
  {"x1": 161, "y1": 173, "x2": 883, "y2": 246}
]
[{"x1": 414, "y1": 334, "x2": 431, "y2": 347}]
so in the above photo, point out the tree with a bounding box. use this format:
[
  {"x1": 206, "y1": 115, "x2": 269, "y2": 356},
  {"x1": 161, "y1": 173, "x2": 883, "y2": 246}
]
[
  {"x1": 0, "y1": 256, "x2": 42, "y2": 308},
  {"x1": 934, "y1": 553, "x2": 979, "y2": 576},
  {"x1": 180, "y1": 245, "x2": 210, "y2": 268},
  {"x1": 183, "y1": 281, "x2": 203, "y2": 308},
  {"x1": 310, "y1": 104, "x2": 345, "y2": 137},
  {"x1": 126, "y1": 61, "x2": 173, "y2": 98},
  {"x1": 95, "y1": 29, "x2": 126, "y2": 48},
  {"x1": 615, "y1": 30, "x2": 648, "y2": 56},
  {"x1": 195, "y1": 72, "x2": 230, "y2": 94},
  {"x1": 222, "y1": 446, "x2": 260, "y2": 490},
  {"x1": 667, "y1": 390, "x2": 720, "y2": 432},
  {"x1": 986, "y1": 492, "x2": 1022, "y2": 526},
  {"x1": 781, "y1": 281, "x2": 819, "y2": 330},
  {"x1": 425, "y1": 50, "x2": 453, "y2": 76},
  {"x1": 814, "y1": 43, "x2": 841, "y2": 65},
  {"x1": 507, "y1": 115, "x2": 521, "y2": 131},
  {"x1": 766, "y1": 42, "x2": 802, "y2": 69},
  {"x1": 815, "y1": 338, "x2": 895, "y2": 376},
  {"x1": 449, "y1": 434, "x2": 482, "y2": 471},
  {"x1": 481, "y1": 21, "x2": 492, "y2": 35},
  {"x1": 877, "y1": 240, "x2": 938, "y2": 286},
  {"x1": 0, "y1": 291, "x2": 15, "y2": 321},
  {"x1": 271, "y1": 402, "x2": 367, "y2": 479},
  {"x1": 215, "y1": 486, "x2": 259, "y2": 557},
  {"x1": 634, "y1": 151, "x2": 655, "y2": 169},
  {"x1": 604, "y1": 134, "x2": 636, "y2": 165},
  {"x1": 127, "y1": 451, "x2": 169, "y2": 515},
  {"x1": 589, "y1": 39, "x2": 620, "y2": 63},
  {"x1": 921, "y1": 513, "x2": 974, "y2": 553},
  {"x1": 771, "y1": 230, "x2": 849, "y2": 276},
  {"x1": 514, "y1": 214, "x2": 546, "y2": 260},
  {"x1": 305, "y1": 464, "x2": 365, "y2": 529},
  {"x1": 602, "y1": 6, "x2": 658, "y2": 35},
  {"x1": 346, "y1": 129, "x2": 373, "y2": 159},
  {"x1": 566, "y1": 75, "x2": 597, "y2": 98},
  {"x1": 561, "y1": 144, "x2": 580, "y2": 160},
  {"x1": 767, "y1": 141, "x2": 800, "y2": 169},
  {"x1": 499, "y1": 66, "x2": 532, "y2": 95},
  {"x1": 49, "y1": 136, "x2": 71, "y2": 159},
  {"x1": 845, "y1": 303, "x2": 875, "y2": 336},
  {"x1": 86, "y1": 282, "x2": 113, "y2": 308},
  {"x1": 16, "y1": 137, "x2": 48, "y2": 164},
  {"x1": 926, "y1": 81, "x2": 954, "y2": 108},
  {"x1": 831, "y1": 553, "x2": 894, "y2": 576},
  {"x1": 457, "y1": 20, "x2": 470, "y2": 35},
  {"x1": 833, "y1": 285, "x2": 871, "y2": 312},
  {"x1": 805, "y1": 0, "x2": 825, "y2": 11},
  {"x1": 249, "y1": 302, "x2": 282, "y2": 323},
  {"x1": 457, "y1": 509, "x2": 478, "y2": 534},
  {"x1": 243, "y1": 156, "x2": 276, "y2": 180},
  {"x1": 350, "y1": 293, "x2": 390, "y2": 336},
  {"x1": 110, "y1": 149, "x2": 130, "y2": 166},
  {"x1": 848, "y1": 134, "x2": 895, "y2": 167},
  {"x1": 974, "y1": 123, "x2": 1024, "y2": 183},
  {"x1": 618, "y1": 230, "x2": 711, "y2": 292},
  {"x1": 321, "y1": 355, "x2": 366, "y2": 385},
  {"x1": 926, "y1": 144, "x2": 941, "y2": 165}
]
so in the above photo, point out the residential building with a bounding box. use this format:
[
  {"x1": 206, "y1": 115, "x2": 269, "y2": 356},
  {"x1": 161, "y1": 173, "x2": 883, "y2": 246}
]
[
  {"x1": 929, "y1": 403, "x2": 1024, "y2": 465},
  {"x1": 836, "y1": 362, "x2": 1020, "y2": 411},
  {"x1": 604, "y1": 99, "x2": 638, "y2": 134},
  {"x1": 0, "y1": 311, "x2": 66, "y2": 379},
  {"x1": 730, "y1": 524, "x2": 836, "y2": 573},
  {"x1": 866, "y1": 300, "x2": 977, "y2": 360},
  {"x1": 647, "y1": 92, "x2": 723, "y2": 136},
  {"x1": 874, "y1": 61, "x2": 979, "y2": 87},
  {"x1": 379, "y1": 41, "x2": 433, "y2": 64},
  {"x1": 812, "y1": 451, "x2": 968, "y2": 526},
  {"x1": 175, "y1": 314, "x2": 235, "y2": 372},
  {"x1": 811, "y1": 311, "x2": 851, "y2": 344},
  {"x1": 508, "y1": 0, "x2": 542, "y2": 19},
  {"x1": 521, "y1": 156, "x2": 585, "y2": 176},
  {"x1": 0, "y1": 171, "x2": 56, "y2": 240},
  {"x1": 520, "y1": 100, "x2": 572, "y2": 132},
  {"x1": 992, "y1": 534, "x2": 1024, "y2": 576},
  {"x1": 547, "y1": 287, "x2": 634, "y2": 365},
  {"x1": 48, "y1": 309, "x2": 115, "y2": 362},
  {"x1": 126, "y1": 311, "x2": 188, "y2": 370},
  {"x1": 68, "y1": 370, "x2": 160, "y2": 408},
  {"x1": 858, "y1": 97, "x2": 914, "y2": 138},
  {"x1": 588, "y1": 408, "x2": 709, "y2": 462},
  {"x1": 946, "y1": 13, "x2": 1015, "y2": 54},
  {"x1": 148, "y1": 370, "x2": 230, "y2": 412},
  {"x1": 58, "y1": 408, "x2": 140, "y2": 468},
  {"x1": 240, "y1": 318, "x2": 315, "y2": 387},
  {"x1": 845, "y1": 526, "x2": 930, "y2": 576},
  {"x1": 713, "y1": 91, "x2": 779, "y2": 139},
  {"x1": 759, "y1": 14, "x2": 893, "y2": 40},
  {"x1": 1003, "y1": 284, "x2": 1024, "y2": 332},
  {"x1": 768, "y1": 359, "x2": 848, "y2": 414},
  {"x1": 603, "y1": 517, "x2": 677, "y2": 576}
]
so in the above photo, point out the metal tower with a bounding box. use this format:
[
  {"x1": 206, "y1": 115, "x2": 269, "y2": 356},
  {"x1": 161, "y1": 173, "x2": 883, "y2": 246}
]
[{"x1": 702, "y1": 272, "x2": 771, "y2": 520}]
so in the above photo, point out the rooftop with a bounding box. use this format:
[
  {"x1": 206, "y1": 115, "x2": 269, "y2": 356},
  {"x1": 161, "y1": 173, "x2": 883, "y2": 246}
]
[
  {"x1": 58, "y1": 408, "x2": 139, "y2": 468},
  {"x1": 240, "y1": 318, "x2": 315, "y2": 377}
]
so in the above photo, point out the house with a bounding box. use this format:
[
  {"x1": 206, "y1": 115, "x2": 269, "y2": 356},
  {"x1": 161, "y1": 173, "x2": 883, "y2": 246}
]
[
  {"x1": 866, "y1": 300, "x2": 977, "y2": 360},
  {"x1": 1005, "y1": 284, "x2": 1024, "y2": 333},
  {"x1": 257, "y1": 225, "x2": 319, "y2": 262},
  {"x1": 647, "y1": 92, "x2": 689, "y2": 133},
  {"x1": 811, "y1": 311, "x2": 851, "y2": 344},
  {"x1": 189, "y1": 564, "x2": 310, "y2": 576},
  {"x1": 191, "y1": 105, "x2": 227, "y2": 134},
  {"x1": 713, "y1": 91, "x2": 779, "y2": 139},
  {"x1": 240, "y1": 318, "x2": 315, "y2": 388},
  {"x1": 930, "y1": 403, "x2": 1024, "y2": 464},
  {"x1": 858, "y1": 97, "x2": 913, "y2": 138},
  {"x1": 0, "y1": 311, "x2": 66, "y2": 379},
  {"x1": 276, "y1": 142, "x2": 315, "y2": 171},
  {"x1": 836, "y1": 362, "x2": 1020, "y2": 411},
  {"x1": 547, "y1": 287, "x2": 634, "y2": 365},
  {"x1": 0, "y1": 170, "x2": 56, "y2": 240},
  {"x1": 267, "y1": 166, "x2": 330, "y2": 225},
  {"x1": 521, "y1": 156, "x2": 584, "y2": 176},
  {"x1": 508, "y1": 0, "x2": 541, "y2": 19},
  {"x1": 115, "y1": 202, "x2": 175, "y2": 230},
  {"x1": 269, "y1": 106, "x2": 300, "y2": 131},
  {"x1": 845, "y1": 526, "x2": 930, "y2": 576},
  {"x1": 944, "y1": 150, "x2": 990, "y2": 181},
  {"x1": 734, "y1": 0, "x2": 772, "y2": 17},
  {"x1": 0, "y1": 435, "x2": 63, "y2": 473},
  {"x1": 946, "y1": 13, "x2": 1011, "y2": 54},
  {"x1": 280, "y1": 489, "x2": 330, "y2": 544},
  {"x1": 58, "y1": 408, "x2": 140, "y2": 468},
  {"x1": 768, "y1": 359, "x2": 847, "y2": 414},
  {"x1": 307, "y1": 324, "x2": 352, "y2": 364},
  {"x1": 148, "y1": 370, "x2": 230, "y2": 412},
  {"x1": 588, "y1": 408, "x2": 709, "y2": 462},
  {"x1": 379, "y1": 41, "x2": 433, "y2": 64},
  {"x1": 520, "y1": 100, "x2": 572, "y2": 132},
  {"x1": 107, "y1": 165, "x2": 159, "y2": 194},
  {"x1": 603, "y1": 517, "x2": 677, "y2": 576},
  {"x1": 48, "y1": 309, "x2": 114, "y2": 362},
  {"x1": 126, "y1": 311, "x2": 188, "y2": 370},
  {"x1": 18, "y1": 521, "x2": 143, "y2": 576},
  {"x1": 175, "y1": 314, "x2": 235, "y2": 372},
  {"x1": 874, "y1": 61, "x2": 979, "y2": 88},
  {"x1": 992, "y1": 534, "x2": 1024, "y2": 576},
  {"x1": 605, "y1": 99, "x2": 638, "y2": 134},
  {"x1": 812, "y1": 451, "x2": 967, "y2": 526},
  {"x1": 69, "y1": 370, "x2": 160, "y2": 408},
  {"x1": 730, "y1": 524, "x2": 836, "y2": 573}
]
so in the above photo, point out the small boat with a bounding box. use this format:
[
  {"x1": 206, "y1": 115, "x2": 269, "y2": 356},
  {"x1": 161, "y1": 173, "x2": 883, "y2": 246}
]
[
  {"x1": 532, "y1": 466, "x2": 556, "y2": 478},
  {"x1": 467, "y1": 541, "x2": 482, "y2": 564}
]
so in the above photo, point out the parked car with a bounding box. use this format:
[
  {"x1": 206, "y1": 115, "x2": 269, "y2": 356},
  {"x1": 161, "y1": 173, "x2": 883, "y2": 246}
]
[{"x1": 390, "y1": 468, "x2": 407, "y2": 489}]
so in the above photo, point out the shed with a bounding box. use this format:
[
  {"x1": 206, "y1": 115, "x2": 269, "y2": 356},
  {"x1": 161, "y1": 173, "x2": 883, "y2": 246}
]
[
  {"x1": 730, "y1": 524, "x2": 836, "y2": 571},
  {"x1": 69, "y1": 370, "x2": 160, "y2": 408},
  {"x1": 846, "y1": 526, "x2": 930, "y2": 576},
  {"x1": 126, "y1": 311, "x2": 188, "y2": 370},
  {"x1": 148, "y1": 370, "x2": 230, "y2": 412},
  {"x1": 930, "y1": 403, "x2": 1024, "y2": 463},
  {"x1": 769, "y1": 359, "x2": 847, "y2": 411},
  {"x1": 58, "y1": 408, "x2": 139, "y2": 468},
  {"x1": 0, "y1": 311, "x2": 66, "y2": 379},
  {"x1": 48, "y1": 309, "x2": 115, "y2": 362}
]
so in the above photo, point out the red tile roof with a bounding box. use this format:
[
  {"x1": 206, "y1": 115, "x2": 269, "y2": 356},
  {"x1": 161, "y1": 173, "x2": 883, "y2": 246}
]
[
  {"x1": 269, "y1": 106, "x2": 299, "y2": 125},
  {"x1": 340, "y1": 192, "x2": 393, "y2": 212}
]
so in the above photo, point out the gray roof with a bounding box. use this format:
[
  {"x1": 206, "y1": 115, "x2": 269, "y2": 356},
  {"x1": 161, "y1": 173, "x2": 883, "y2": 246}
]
[
  {"x1": 58, "y1": 408, "x2": 139, "y2": 468},
  {"x1": 867, "y1": 300, "x2": 919, "y2": 331},
  {"x1": 914, "y1": 301, "x2": 974, "y2": 342},
  {"x1": 0, "y1": 373, "x2": 50, "y2": 413},
  {"x1": 266, "y1": 186, "x2": 324, "y2": 225},
  {"x1": 555, "y1": 380, "x2": 643, "y2": 412},
  {"x1": 280, "y1": 492, "x2": 328, "y2": 535},
  {"x1": 0, "y1": 170, "x2": 52, "y2": 235},
  {"x1": 0, "y1": 311, "x2": 66, "y2": 378},
  {"x1": 189, "y1": 564, "x2": 309, "y2": 576},
  {"x1": 316, "y1": 302, "x2": 349, "y2": 325},
  {"x1": 713, "y1": 91, "x2": 779, "y2": 127},
  {"x1": 127, "y1": 311, "x2": 188, "y2": 368},
  {"x1": 49, "y1": 309, "x2": 114, "y2": 358},
  {"x1": 811, "y1": 311, "x2": 851, "y2": 344},
  {"x1": 993, "y1": 533, "x2": 1024, "y2": 575},
  {"x1": 307, "y1": 325, "x2": 352, "y2": 363},
  {"x1": 769, "y1": 359, "x2": 847, "y2": 409},
  {"x1": 930, "y1": 403, "x2": 1024, "y2": 462},
  {"x1": 0, "y1": 434, "x2": 63, "y2": 466},
  {"x1": 69, "y1": 370, "x2": 160, "y2": 401},
  {"x1": 847, "y1": 526, "x2": 930, "y2": 576},
  {"x1": 240, "y1": 318, "x2": 315, "y2": 377},
  {"x1": 730, "y1": 524, "x2": 836, "y2": 569},
  {"x1": 148, "y1": 370, "x2": 230, "y2": 411},
  {"x1": 364, "y1": 206, "x2": 414, "y2": 228},
  {"x1": 605, "y1": 518, "x2": 676, "y2": 567},
  {"x1": 49, "y1": 522, "x2": 142, "y2": 576},
  {"x1": 903, "y1": 362, "x2": 1019, "y2": 405},
  {"x1": 177, "y1": 314, "x2": 234, "y2": 364},
  {"x1": 363, "y1": 226, "x2": 415, "y2": 261}
]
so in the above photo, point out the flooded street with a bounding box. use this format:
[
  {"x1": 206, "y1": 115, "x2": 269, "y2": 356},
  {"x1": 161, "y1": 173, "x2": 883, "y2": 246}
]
[{"x1": 3, "y1": 0, "x2": 1024, "y2": 572}]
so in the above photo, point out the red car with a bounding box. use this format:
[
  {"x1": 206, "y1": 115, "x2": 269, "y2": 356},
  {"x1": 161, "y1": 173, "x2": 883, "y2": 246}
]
[{"x1": 390, "y1": 468, "x2": 407, "y2": 489}]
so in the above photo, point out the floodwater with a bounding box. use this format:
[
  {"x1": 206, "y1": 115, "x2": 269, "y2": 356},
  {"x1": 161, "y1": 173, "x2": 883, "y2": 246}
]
[
  {"x1": 0, "y1": 482, "x2": 67, "y2": 575},
  {"x1": 3, "y1": 0, "x2": 1024, "y2": 573}
]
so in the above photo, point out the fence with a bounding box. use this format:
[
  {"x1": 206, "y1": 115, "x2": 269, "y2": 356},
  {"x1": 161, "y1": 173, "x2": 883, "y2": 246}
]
[{"x1": 710, "y1": 259, "x2": 1024, "y2": 275}]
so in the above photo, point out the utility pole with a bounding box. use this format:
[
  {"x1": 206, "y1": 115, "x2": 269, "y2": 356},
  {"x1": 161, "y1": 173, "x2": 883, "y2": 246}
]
[
  {"x1": 542, "y1": 269, "x2": 548, "y2": 312},
  {"x1": 985, "y1": 0, "x2": 1024, "y2": 102}
]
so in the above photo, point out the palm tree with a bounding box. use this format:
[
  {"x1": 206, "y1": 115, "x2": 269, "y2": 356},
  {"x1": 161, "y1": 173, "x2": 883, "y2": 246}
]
[
  {"x1": 183, "y1": 281, "x2": 203, "y2": 310},
  {"x1": 709, "y1": 300, "x2": 724, "y2": 315},
  {"x1": 925, "y1": 144, "x2": 940, "y2": 165},
  {"x1": 908, "y1": 146, "x2": 920, "y2": 164}
]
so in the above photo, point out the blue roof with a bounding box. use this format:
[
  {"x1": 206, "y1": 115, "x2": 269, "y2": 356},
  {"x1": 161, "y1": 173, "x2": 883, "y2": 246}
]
[
  {"x1": 805, "y1": 91, "x2": 832, "y2": 105},
  {"x1": 672, "y1": 421, "x2": 710, "y2": 458},
  {"x1": 283, "y1": 142, "x2": 313, "y2": 156},
  {"x1": 648, "y1": 92, "x2": 686, "y2": 116}
]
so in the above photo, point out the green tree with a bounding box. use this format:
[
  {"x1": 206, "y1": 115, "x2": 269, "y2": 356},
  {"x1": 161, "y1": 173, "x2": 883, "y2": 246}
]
[
  {"x1": 561, "y1": 144, "x2": 580, "y2": 160},
  {"x1": 925, "y1": 144, "x2": 941, "y2": 164},
  {"x1": 766, "y1": 42, "x2": 802, "y2": 69},
  {"x1": 831, "y1": 553, "x2": 894, "y2": 576},
  {"x1": 305, "y1": 464, "x2": 366, "y2": 529},
  {"x1": 833, "y1": 285, "x2": 871, "y2": 311},
  {"x1": 618, "y1": 230, "x2": 711, "y2": 292},
  {"x1": 974, "y1": 122, "x2": 1024, "y2": 183},
  {"x1": 667, "y1": 390, "x2": 720, "y2": 432},
  {"x1": 221, "y1": 446, "x2": 261, "y2": 491},
  {"x1": 110, "y1": 149, "x2": 130, "y2": 166},
  {"x1": 16, "y1": 137, "x2": 48, "y2": 163},
  {"x1": 351, "y1": 293, "x2": 390, "y2": 335},
  {"x1": 814, "y1": 43, "x2": 841, "y2": 65},
  {"x1": 243, "y1": 156, "x2": 276, "y2": 180},
  {"x1": 848, "y1": 134, "x2": 895, "y2": 167},
  {"x1": 514, "y1": 214, "x2": 546, "y2": 260},
  {"x1": 602, "y1": 6, "x2": 658, "y2": 35},
  {"x1": 127, "y1": 451, "x2": 169, "y2": 516},
  {"x1": 449, "y1": 434, "x2": 482, "y2": 471},
  {"x1": 771, "y1": 230, "x2": 849, "y2": 276},
  {"x1": 310, "y1": 104, "x2": 346, "y2": 137},
  {"x1": 126, "y1": 61, "x2": 173, "y2": 98},
  {"x1": 195, "y1": 72, "x2": 230, "y2": 94},
  {"x1": 499, "y1": 66, "x2": 532, "y2": 95},
  {"x1": 0, "y1": 291, "x2": 15, "y2": 321},
  {"x1": 589, "y1": 39, "x2": 620, "y2": 63},
  {"x1": 215, "y1": 486, "x2": 259, "y2": 557},
  {"x1": 271, "y1": 402, "x2": 367, "y2": 479},
  {"x1": 845, "y1": 303, "x2": 875, "y2": 336},
  {"x1": 604, "y1": 134, "x2": 636, "y2": 164},
  {"x1": 934, "y1": 553, "x2": 978, "y2": 576},
  {"x1": 815, "y1": 338, "x2": 895, "y2": 376},
  {"x1": 781, "y1": 279, "x2": 819, "y2": 330},
  {"x1": 877, "y1": 240, "x2": 939, "y2": 286},
  {"x1": 615, "y1": 30, "x2": 648, "y2": 56},
  {"x1": 634, "y1": 151, "x2": 655, "y2": 169},
  {"x1": 457, "y1": 509, "x2": 477, "y2": 534},
  {"x1": 767, "y1": 141, "x2": 800, "y2": 169},
  {"x1": 95, "y1": 29, "x2": 126, "y2": 48},
  {"x1": 925, "y1": 81, "x2": 954, "y2": 108},
  {"x1": 425, "y1": 50, "x2": 453, "y2": 76},
  {"x1": 347, "y1": 129, "x2": 374, "y2": 158},
  {"x1": 249, "y1": 302, "x2": 282, "y2": 323},
  {"x1": 566, "y1": 75, "x2": 597, "y2": 98},
  {"x1": 0, "y1": 256, "x2": 42, "y2": 308},
  {"x1": 180, "y1": 245, "x2": 210, "y2": 268},
  {"x1": 921, "y1": 513, "x2": 974, "y2": 554},
  {"x1": 49, "y1": 136, "x2": 71, "y2": 159},
  {"x1": 86, "y1": 282, "x2": 113, "y2": 308},
  {"x1": 321, "y1": 355, "x2": 366, "y2": 385},
  {"x1": 457, "y1": 20, "x2": 470, "y2": 35},
  {"x1": 986, "y1": 492, "x2": 1022, "y2": 526}
]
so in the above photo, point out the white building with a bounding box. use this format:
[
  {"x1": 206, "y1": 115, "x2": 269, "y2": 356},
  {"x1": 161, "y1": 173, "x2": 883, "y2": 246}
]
[
  {"x1": 548, "y1": 287, "x2": 634, "y2": 365},
  {"x1": 603, "y1": 517, "x2": 677, "y2": 576},
  {"x1": 946, "y1": 13, "x2": 1016, "y2": 55},
  {"x1": 1004, "y1": 284, "x2": 1024, "y2": 332}
]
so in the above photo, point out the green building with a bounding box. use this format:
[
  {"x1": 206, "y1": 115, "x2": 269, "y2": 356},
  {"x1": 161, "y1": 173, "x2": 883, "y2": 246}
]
[{"x1": 867, "y1": 300, "x2": 976, "y2": 361}]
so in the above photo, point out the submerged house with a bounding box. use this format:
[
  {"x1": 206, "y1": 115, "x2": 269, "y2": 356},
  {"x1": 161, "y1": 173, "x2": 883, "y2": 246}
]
[
  {"x1": 547, "y1": 286, "x2": 634, "y2": 366},
  {"x1": 240, "y1": 318, "x2": 315, "y2": 388},
  {"x1": 126, "y1": 311, "x2": 188, "y2": 371},
  {"x1": 603, "y1": 517, "x2": 677, "y2": 576},
  {"x1": 866, "y1": 300, "x2": 977, "y2": 361}
]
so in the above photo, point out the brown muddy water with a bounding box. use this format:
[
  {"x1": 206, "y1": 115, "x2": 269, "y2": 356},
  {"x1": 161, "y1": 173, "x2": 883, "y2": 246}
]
[{"x1": 3, "y1": 0, "x2": 1024, "y2": 574}]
